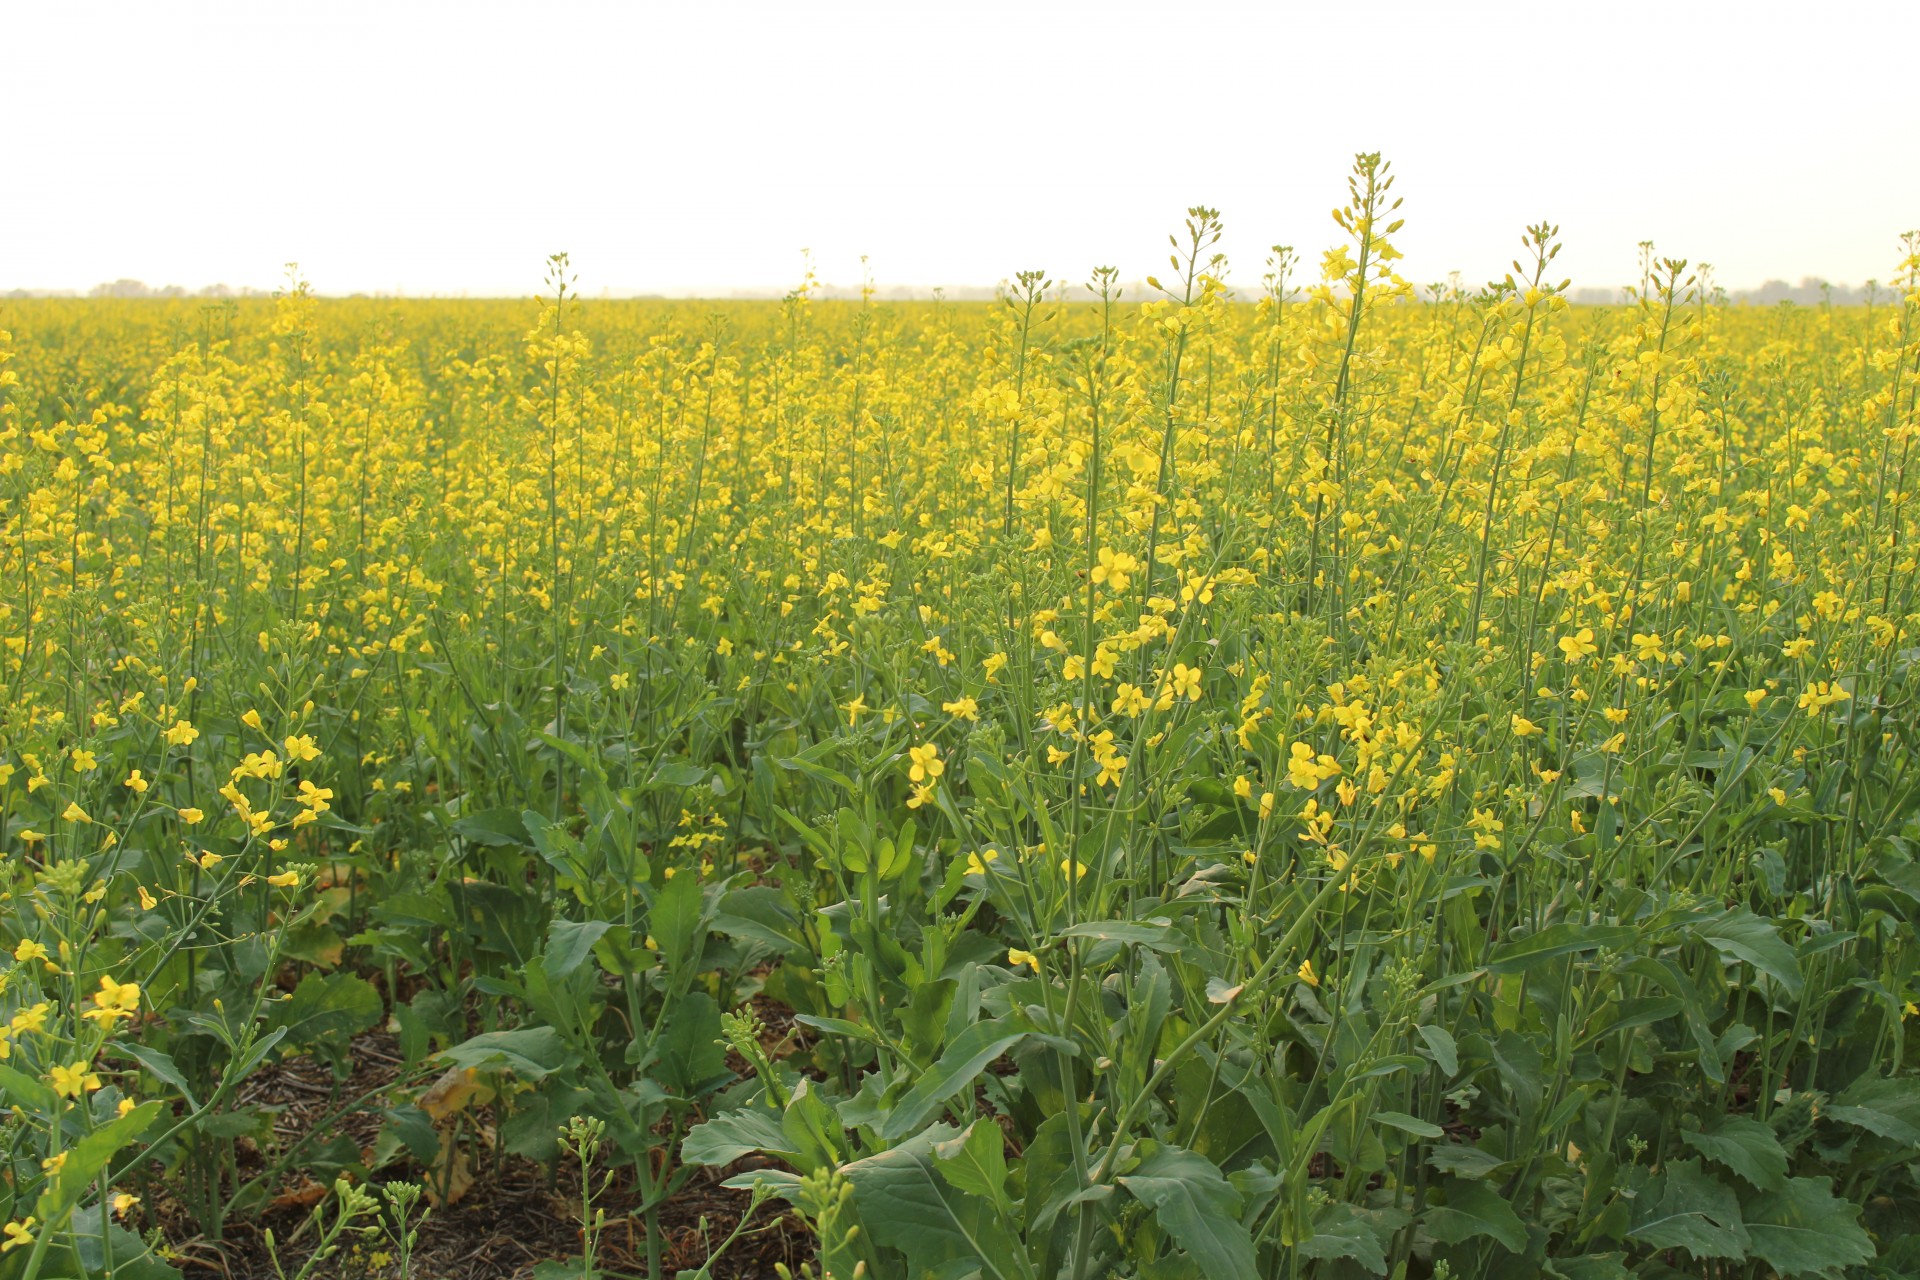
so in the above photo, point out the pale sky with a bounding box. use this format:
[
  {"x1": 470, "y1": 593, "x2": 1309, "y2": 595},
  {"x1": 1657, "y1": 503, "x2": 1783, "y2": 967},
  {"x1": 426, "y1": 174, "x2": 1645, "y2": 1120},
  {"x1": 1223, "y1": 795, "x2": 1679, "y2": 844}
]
[{"x1": 3, "y1": 0, "x2": 1916, "y2": 297}]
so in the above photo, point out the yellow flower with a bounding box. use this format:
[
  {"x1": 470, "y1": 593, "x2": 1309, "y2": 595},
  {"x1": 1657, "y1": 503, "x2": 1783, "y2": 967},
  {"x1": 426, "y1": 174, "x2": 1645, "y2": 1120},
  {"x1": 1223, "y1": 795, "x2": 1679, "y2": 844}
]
[
  {"x1": 124, "y1": 769, "x2": 149, "y2": 793},
  {"x1": 1006, "y1": 947, "x2": 1038, "y2": 970},
  {"x1": 844, "y1": 694, "x2": 868, "y2": 725},
  {"x1": 907, "y1": 743, "x2": 944, "y2": 784},
  {"x1": 964, "y1": 848, "x2": 999, "y2": 876},
  {"x1": 1510, "y1": 714, "x2": 1541, "y2": 737},
  {"x1": 84, "y1": 974, "x2": 141, "y2": 1025},
  {"x1": 1091, "y1": 547, "x2": 1139, "y2": 592},
  {"x1": 942, "y1": 696, "x2": 979, "y2": 721},
  {"x1": 163, "y1": 720, "x2": 199, "y2": 746},
  {"x1": 1297, "y1": 958, "x2": 1320, "y2": 988},
  {"x1": 241, "y1": 709, "x2": 264, "y2": 731},
  {"x1": 62, "y1": 801, "x2": 91, "y2": 824},
  {"x1": 2, "y1": 1218, "x2": 34, "y2": 1253},
  {"x1": 1059, "y1": 858, "x2": 1088, "y2": 880},
  {"x1": 283, "y1": 734, "x2": 321, "y2": 763},
  {"x1": 70, "y1": 748, "x2": 98, "y2": 773},
  {"x1": 1166, "y1": 663, "x2": 1203, "y2": 702},
  {"x1": 49, "y1": 1060, "x2": 102, "y2": 1098},
  {"x1": 1557, "y1": 628, "x2": 1599, "y2": 663},
  {"x1": 177, "y1": 807, "x2": 204, "y2": 824},
  {"x1": 10, "y1": 1003, "x2": 50, "y2": 1034},
  {"x1": 138, "y1": 885, "x2": 158, "y2": 910}
]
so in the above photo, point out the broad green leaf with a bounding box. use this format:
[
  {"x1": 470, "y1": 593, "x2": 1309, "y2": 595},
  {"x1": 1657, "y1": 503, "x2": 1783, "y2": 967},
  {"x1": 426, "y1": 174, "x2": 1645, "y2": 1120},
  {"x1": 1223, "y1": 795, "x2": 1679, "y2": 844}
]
[
  {"x1": 1424, "y1": 1177, "x2": 1527, "y2": 1254},
  {"x1": 1055, "y1": 919, "x2": 1176, "y2": 950},
  {"x1": 437, "y1": 1027, "x2": 575, "y2": 1079},
  {"x1": 544, "y1": 918, "x2": 611, "y2": 978},
  {"x1": 684, "y1": 1107, "x2": 795, "y2": 1166},
  {"x1": 1415, "y1": 1023, "x2": 1459, "y2": 1077},
  {"x1": 1297, "y1": 1201, "x2": 1389, "y2": 1275},
  {"x1": 842, "y1": 1126, "x2": 1015, "y2": 1278},
  {"x1": 1628, "y1": 1158, "x2": 1749, "y2": 1261},
  {"x1": 0, "y1": 1062, "x2": 62, "y2": 1113},
  {"x1": 1373, "y1": 1110, "x2": 1444, "y2": 1139},
  {"x1": 267, "y1": 971, "x2": 382, "y2": 1050},
  {"x1": 713, "y1": 886, "x2": 805, "y2": 955},
  {"x1": 1545, "y1": 1255, "x2": 1632, "y2": 1280},
  {"x1": 1119, "y1": 1145, "x2": 1256, "y2": 1278},
  {"x1": 71, "y1": 1217, "x2": 183, "y2": 1280},
  {"x1": 1692, "y1": 907, "x2": 1802, "y2": 995},
  {"x1": 879, "y1": 1020, "x2": 1027, "y2": 1141},
  {"x1": 521, "y1": 809, "x2": 588, "y2": 880},
  {"x1": 450, "y1": 807, "x2": 531, "y2": 847},
  {"x1": 1742, "y1": 1176, "x2": 1874, "y2": 1277},
  {"x1": 1680, "y1": 1115, "x2": 1787, "y2": 1190},
  {"x1": 1825, "y1": 1074, "x2": 1920, "y2": 1146},
  {"x1": 933, "y1": 1118, "x2": 1011, "y2": 1211},
  {"x1": 113, "y1": 1043, "x2": 201, "y2": 1110},
  {"x1": 650, "y1": 867, "x2": 705, "y2": 973},
  {"x1": 655, "y1": 991, "x2": 726, "y2": 1096},
  {"x1": 1487, "y1": 922, "x2": 1637, "y2": 973},
  {"x1": 35, "y1": 1101, "x2": 164, "y2": 1219},
  {"x1": 1427, "y1": 1144, "x2": 1506, "y2": 1180}
]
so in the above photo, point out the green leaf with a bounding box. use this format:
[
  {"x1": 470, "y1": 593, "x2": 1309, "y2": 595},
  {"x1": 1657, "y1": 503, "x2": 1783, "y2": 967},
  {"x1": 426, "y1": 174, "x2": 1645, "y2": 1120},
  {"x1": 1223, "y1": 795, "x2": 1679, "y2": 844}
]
[
  {"x1": 1054, "y1": 919, "x2": 1176, "y2": 950},
  {"x1": 650, "y1": 868, "x2": 706, "y2": 973},
  {"x1": 1545, "y1": 1255, "x2": 1632, "y2": 1280},
  {"x1": 1119, "y1": 1145, "x2": 1256, "y2": 1278},
  {"x1": 655, "y1": 991, "x2": 726, "y2": 1096},
  {"x1": 1427, "y1": 1144, "x2": 1506, "y2": 1180},
  {"x1": 544, "y1": 918, "x2": 611, "y2": 979},
  {"x1": 35, "y1": 1101, "x2": 164, "y2": 1220},
  {"x1": 71, "y1": 1217, "x2": 183, "y2": 1280},
  {"x1": 1424, "y1": 1177, "x2": 1528, "y2": 1254},
  {"x1": 522, "y1": 809, "x2": 588, "y2": 880},
  {"x1": 842, "y1": 1126, "x2": 1011, "y2": 1277},
  {"x1": 1415, "y1": 1024, "x2": 1459, "y2": 1077},
  {"x1": 378, "y1": 1105, "x2": 440, "y2": 1164},
  {"x1": 1692, "y1": 907, "x2": 1802, "y2": 995},
  {"x1": 267, "y1": 972, "x2": 382, "y2": 1050},
  {"x1": 450, "y1": 807, "x2": 531, "y2": 847},
  {"x1": 0, "y1": 1062, "x2": 62, "y2": 1113},
  {"x1": 1373, "y1": 1110, "x2": 1444, "y2": 1139},
  {"x1": 1680, "y1": 1115, "x2": 1788, "y2": 1191},
  {"x1": 437, "y1": 1027, "x2": 575, "y2": 1079},
  {"x1": 1826, "y1": 1074, "x2": 1920, "y2": 1145},
  {"x1": 113, "y1": 1043, "x2": 201, "y2": 1110},
  {"x1": 1487, "y1": 922, "x2": 1638, "y2": 973},
  {"x1": 713, "y1": 886, "x2": 805, "y2": 955},
  {"x1": 879, "y1": 1020, "x2": 1027, "y2": 1141},
  {"x1": 1628, "y1": 1158, "x2": 1749, "y2": 1261},
  {"x1": 1297, "y1": 1201, "x2": 1388, "y2": 1275},
  {"x1": 684, "y1": 1107, "x2": 795, "y2": 1166},
  {"x1": 1742, "y1": 1176, "x2": 1874, "y2": 1277},
  {"x1": 933, "y1": 1119, "x2": 1011, "y2": 1211}
]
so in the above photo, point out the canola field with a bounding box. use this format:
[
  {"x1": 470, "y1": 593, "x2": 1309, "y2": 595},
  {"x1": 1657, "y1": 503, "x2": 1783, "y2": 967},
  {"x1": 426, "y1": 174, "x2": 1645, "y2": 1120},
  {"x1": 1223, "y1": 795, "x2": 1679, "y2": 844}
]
[{"x1": 4, "y1": 162, "x2": 1920, "y2": 1278}]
